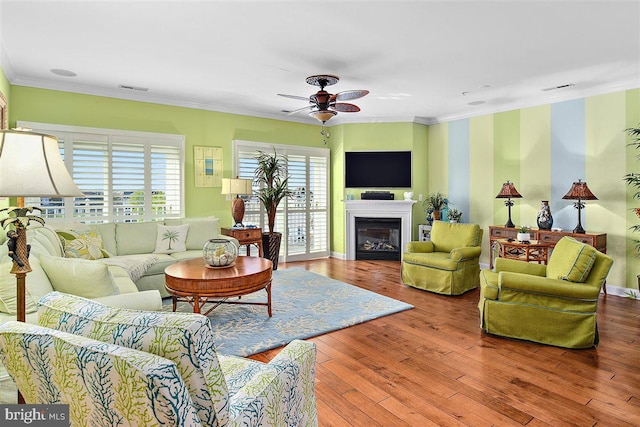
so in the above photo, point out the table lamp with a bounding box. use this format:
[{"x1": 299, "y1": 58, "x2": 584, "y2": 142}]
[
  {"x1": 221, "y1": 177, "x2": 253, "y2": 228},
  {"x1": 562, "y1": 179, "x2": 597, "y2": 234},
  {"x1": 495, "y1": 181, "x2": 522, "y2": 228},
  {"x1": 0, "y1": 130, "x2": 83, "y2": 323}
]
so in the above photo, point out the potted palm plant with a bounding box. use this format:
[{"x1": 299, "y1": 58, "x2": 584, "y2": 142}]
[
  {"x1": 624, "y1": 125, "x2": 640, "y2": 252},
  {"x1": 624, "y1": 125, "x2": 640, "y2": 297},
  {"x1": 254, "y1": 148, "x2": 293, "y2": 270}
]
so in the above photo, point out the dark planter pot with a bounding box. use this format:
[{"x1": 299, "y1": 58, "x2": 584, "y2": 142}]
[{"x1": 262, "y1": 232, "x2": 282, "y2": 270}]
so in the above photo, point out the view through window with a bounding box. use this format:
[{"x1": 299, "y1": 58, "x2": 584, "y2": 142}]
[
  {"x1": 19, "y1": 122, "x2": 184, "y2": 223},
  {"x1": 233, "y1": 140, "x2": 330, "y2": 262}
]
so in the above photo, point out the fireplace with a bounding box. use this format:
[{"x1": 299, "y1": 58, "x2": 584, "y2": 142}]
[
  {"x1": 355, "y1": 217, "x2": 401, "y2": 260},
  {"x1": 343, "y1": 199, "x2": 415, "y2": 260}
]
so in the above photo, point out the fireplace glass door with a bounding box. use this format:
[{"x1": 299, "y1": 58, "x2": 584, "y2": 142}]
[{"x1": 355, "y1": 217, "x2": 401, "y2": 260}]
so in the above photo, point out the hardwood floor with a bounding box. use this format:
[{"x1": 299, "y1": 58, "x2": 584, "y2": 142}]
[{"x1": 249, "y1": 258, "x2": 640, "y2": 427}]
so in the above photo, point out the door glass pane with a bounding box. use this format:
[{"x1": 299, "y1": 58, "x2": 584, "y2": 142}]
[{"x1": 234, "y1": 142, "x2": 329, "y2": 261}]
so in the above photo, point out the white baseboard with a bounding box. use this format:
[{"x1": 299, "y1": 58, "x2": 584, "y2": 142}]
[
  {"x1": 604, "y1": 285, "x2": 639, "y2": 299},
  {"x1": 330, "y1": 251, "x2": 346, "y2": 260}
]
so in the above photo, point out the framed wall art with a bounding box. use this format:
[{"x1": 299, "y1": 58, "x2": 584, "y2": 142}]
[{"x1": 194, "y1": 146, "x2": 223, "y2": 187}]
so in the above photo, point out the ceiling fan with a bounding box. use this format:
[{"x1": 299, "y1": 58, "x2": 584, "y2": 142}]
[{"x1": 278, "y1": 74, "x2": 369, "y2": 124}]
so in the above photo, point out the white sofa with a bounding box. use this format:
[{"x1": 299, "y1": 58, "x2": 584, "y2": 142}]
[
  {"x1": 0, "y1": 217, "x2": 238, "y2": 324},
  {"x1": 84, "y1": 217, "x2": 238, "y2": 298},
  {"x1": 0, "y1": 216, "x2": 238, "y2": 402}
]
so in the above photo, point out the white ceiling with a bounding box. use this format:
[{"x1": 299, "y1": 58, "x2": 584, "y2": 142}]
[{"x1": 1, "y1": 0, "x2": 639, "y2": 125}]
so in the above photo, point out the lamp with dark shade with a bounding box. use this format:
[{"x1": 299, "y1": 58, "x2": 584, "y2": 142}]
[
  {"x1": 562, "y1": 179, "x2": 598, "y2": 234},
  {"x1": 495, "y1": 181, "x2": 523, "y2": 228},
  {"x1": 221, "y1": 177, "x2": 253, "y2": 228}
]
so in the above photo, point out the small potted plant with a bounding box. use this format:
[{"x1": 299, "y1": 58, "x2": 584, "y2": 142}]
[
  {"x1": 423, "y1": 192, "x2": 447, "y2": 221},
  {"x1": 447, "y1": 208, "x2": 462, "y2": 223},
  {"x1": 517, "y1": 225, "x2": 530, "y2": 243}
]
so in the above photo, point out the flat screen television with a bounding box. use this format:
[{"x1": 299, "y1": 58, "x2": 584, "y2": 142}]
[{"x1": 345, "y1": 151, "x2": 412, "y2": 188}]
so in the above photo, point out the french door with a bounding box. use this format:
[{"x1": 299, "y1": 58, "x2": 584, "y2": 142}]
[{"x1": 233, "y1": 140, "x2": 330, "y2": 262}]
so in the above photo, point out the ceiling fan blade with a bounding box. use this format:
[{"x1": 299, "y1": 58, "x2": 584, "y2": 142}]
[
  {"x1": 277, "y1": 93, "x2": 310, "y2": 101},
  {"x1": 331, "y1": 103, "x2": 361, "y2": 113},
  {"x1": 335, "y1": 90, "x2": 369, "y2": 101},
  {"x1": 286, "y1": 105, "x2": 313, "y2": 115}
]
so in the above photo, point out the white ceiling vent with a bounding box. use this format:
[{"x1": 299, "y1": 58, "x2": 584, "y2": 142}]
[
  {"x1": 119, "y1": 84, "x2": 149, "y2": 92},
  {"x1": 542, "y1": 83, "x2": 575, "y2": 92}
]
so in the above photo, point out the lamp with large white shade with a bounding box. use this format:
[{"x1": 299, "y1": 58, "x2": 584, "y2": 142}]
[{"x1": 0, "y1": 129, "x2": 83, "y2": 322}]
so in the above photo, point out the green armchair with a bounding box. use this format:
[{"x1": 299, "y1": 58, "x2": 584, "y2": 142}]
[
  {"x1": 478, "y1": 236, "x2": 613, "y2": 348},
  {"x1": 401, "y1": 221, "x2": 483, "y2": 295}
]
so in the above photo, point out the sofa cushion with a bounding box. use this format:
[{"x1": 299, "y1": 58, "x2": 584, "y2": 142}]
[
  {"x1": 0, "y1": 256, "x2": 54, "y2": 314},
  {"x1": 402, "y1": 252, "x2": 459, "y2": 271},
  {"x1": 154, "y1": 224, "x2": 189, "y2": 254},
  {"x1": 111, "y1": 274, "x2": 140, "y2": 294},
  {"x1": 116, "y1": 222, "x2": 158, "y2": 255},
  {"x1": 56, "y1": 229, "x2": 110, "y2": 259},
  {"x1": 91, "y1": 223, "x2": 117, "y2": 256},
  {"x1": 37, "y1": 292, "x2": 230, "y2": 427},
  {"x1": 39, "y1": 254, "x2": 120, "y2": 299},
  {"x1": 546, "y1": 237, "x2": 597, "y2": 283},
  {"x1": 171, "y1": 250, "x2": 206, "y2": 262},
  {"x1": 430, "y1": 222, "x2": 482, "y2": 253},
  {"x1": 165, "y1": 217, "x2": 220, "y2": 250},
  {"x1": 144, "y1": 253, "x2": 177, "y2": 276},
  {"x1": 27, "y1": 226, "x2": 64, "y2": 258}
]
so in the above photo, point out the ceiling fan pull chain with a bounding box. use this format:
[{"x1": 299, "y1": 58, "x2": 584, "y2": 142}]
[{"x1": 321, "y1": 125, "x2": 330, "y2": 145}]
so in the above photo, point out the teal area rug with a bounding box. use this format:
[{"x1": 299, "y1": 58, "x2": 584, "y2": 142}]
[{"x1": 163, "y1": 267, "x2": 413, "y2": 357}]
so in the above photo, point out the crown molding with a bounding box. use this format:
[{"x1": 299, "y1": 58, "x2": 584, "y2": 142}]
[
  {"x1": 9, "y1": 74, "x2": 321, "y2": 125},
  {"x1": 0, "y1": 43, "x2": 16, "y2": 82},
  {"x1": 6, "y1": 73, "x2": 639, "y2": 128},
  {"x1": 429, "y1": 79, "x2": 640, "y2": 124}
]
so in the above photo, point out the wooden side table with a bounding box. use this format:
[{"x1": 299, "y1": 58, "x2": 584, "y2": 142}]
[
  {"x1": 497, "y1": 239, "x2": 551, "y2": 264},
  {"x1": 221, "y1": 227, "x2": 263, "y2": 257}
]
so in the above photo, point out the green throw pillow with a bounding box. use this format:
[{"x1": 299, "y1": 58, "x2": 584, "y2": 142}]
[
  {"x1": 0, "y1": 256, "x2": 54, "y2": 314},
  {"x1": 39, "y1": 254, "x2": 120, "y2": 299},
  {"x1": 546, "y1": 237, "x2": 597, "y2": 283},
  {"x1": 56, "y1": 229, "x2": 110, "y2": 260}
]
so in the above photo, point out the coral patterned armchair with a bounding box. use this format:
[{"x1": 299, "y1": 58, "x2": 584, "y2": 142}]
[
  {"x1": 0, "y1": 292, "x2": 317, "y2": 427},
  {"x1": 402, "y1": 221, "x2": 483, "y2": 295}
]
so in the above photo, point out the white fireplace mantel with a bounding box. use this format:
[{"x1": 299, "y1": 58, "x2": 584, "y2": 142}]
[{"x1": 344, "y1": 199, "x2": 416, "y2": 260}]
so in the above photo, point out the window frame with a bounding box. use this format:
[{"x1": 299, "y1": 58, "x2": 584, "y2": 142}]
[
  {"x1": 18, "y1": 121, "x2": 185, "y2": 223},
  {"x1": 232, "y1": 140, "x2": 330, "y2": 262}
]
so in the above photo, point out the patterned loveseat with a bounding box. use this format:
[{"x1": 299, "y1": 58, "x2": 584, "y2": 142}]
[{"x1": 0, "y1": 292, "x2": 317, "y2": 426}]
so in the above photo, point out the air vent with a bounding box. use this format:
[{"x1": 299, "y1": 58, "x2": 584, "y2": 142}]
[
  {"x1": 542, "y1": 83, "x2": 575, "y2": 92},
  {"x1": 119, "y1": 85, "x2": 149, "y2": 92}
]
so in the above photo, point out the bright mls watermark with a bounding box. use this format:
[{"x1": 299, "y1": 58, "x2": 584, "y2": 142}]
[{"x1": 1, "y1": 405, "x2": 68, "y2": 426}]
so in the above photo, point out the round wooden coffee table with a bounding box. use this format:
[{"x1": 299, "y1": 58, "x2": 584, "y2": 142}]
[{"x1": 165, "y1": 256, "x2": 273, "y2": 316}]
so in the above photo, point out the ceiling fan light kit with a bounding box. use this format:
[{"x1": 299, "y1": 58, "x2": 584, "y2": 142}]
[
  {"x1": 309, "y1": 110, "x2": 336, "y2": 122},
  {"x1": 279, "y1": 74, "x2": 369, "y2": 125}
]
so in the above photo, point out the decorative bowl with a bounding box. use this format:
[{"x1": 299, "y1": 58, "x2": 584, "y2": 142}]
[{"x1": 203, "y1": 239, "x2": 238, "y2": 267}]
